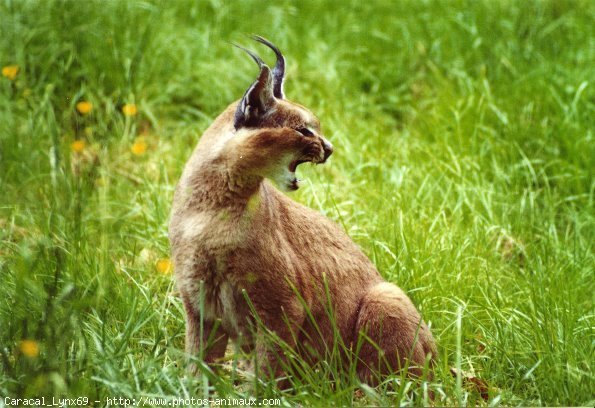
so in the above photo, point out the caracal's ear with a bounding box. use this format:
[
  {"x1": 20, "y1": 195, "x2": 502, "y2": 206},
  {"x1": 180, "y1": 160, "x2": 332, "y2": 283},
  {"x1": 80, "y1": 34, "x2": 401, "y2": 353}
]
[{"x1": 233, "y1": 44, "x2": 276, "y2": 129}]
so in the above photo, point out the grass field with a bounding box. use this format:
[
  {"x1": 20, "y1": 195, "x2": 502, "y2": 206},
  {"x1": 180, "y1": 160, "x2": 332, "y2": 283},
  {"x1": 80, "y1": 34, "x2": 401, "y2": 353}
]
[{"x1": 1, "y1": 0, "x2": 593, "y2": 406}]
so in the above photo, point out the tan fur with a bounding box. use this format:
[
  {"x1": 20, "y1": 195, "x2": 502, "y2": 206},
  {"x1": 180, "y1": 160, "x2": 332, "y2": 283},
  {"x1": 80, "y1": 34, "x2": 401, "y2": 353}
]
[{"x1": 169, "y1": 52, "x2": 436, "y2": 387}]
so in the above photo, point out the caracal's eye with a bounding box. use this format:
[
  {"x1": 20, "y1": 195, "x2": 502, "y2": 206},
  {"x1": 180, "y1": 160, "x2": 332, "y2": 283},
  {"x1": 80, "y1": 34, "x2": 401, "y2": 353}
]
[{"x1": 297, "y1": 127, "x2": 314, "y2": 137}]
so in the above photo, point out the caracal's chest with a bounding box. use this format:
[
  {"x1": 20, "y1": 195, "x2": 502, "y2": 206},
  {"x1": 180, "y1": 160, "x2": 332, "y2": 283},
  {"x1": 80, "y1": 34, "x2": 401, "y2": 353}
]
[
  {"x1": 180, "y1": 207, "x2": 260, "y2": 338},
  {"x1": 178, "y1": 208, "x2": 250, "y2": 250}
]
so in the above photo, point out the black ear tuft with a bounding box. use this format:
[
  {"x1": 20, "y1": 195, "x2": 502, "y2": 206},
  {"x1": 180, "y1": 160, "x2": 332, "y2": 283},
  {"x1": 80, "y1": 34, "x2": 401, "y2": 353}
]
[{"x1": 251, "y1": 36, "x2": 286, "y2": 99}]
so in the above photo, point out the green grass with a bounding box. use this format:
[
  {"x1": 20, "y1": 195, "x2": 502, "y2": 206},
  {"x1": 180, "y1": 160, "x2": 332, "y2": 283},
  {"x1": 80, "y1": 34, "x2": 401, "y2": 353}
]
[{"x1": 1, "y1": 0, "x2": 593, "y2": 406}]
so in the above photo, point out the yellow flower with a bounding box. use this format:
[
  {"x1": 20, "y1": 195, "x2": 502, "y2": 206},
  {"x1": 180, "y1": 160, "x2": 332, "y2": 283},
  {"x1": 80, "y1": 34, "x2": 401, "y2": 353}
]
[
  {"x1": 130, "y1": 138, "x2": 148, "y2": 156},
  {"x1": 71, "y1": 140, "x2": 86, "y2": 153},
  {"x1": 2, "y1": 65, "x2": 19, "y2": 80},
  {"x1": 156, "y1": 258, "x2": 172, "y2": 275},
  {"x1": 19, "y1": 340, "x2": 39, "y2": 358},
  {"x1": 122, "y1": 103, "x2": 137, "y2": 116},
  {"x1": 76, "y1": 101, "x2": 93, "y2": 115}
]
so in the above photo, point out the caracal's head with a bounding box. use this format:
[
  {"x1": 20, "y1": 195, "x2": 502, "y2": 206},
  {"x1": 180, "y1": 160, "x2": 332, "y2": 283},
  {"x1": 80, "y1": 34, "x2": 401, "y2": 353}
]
[{"x1": 230, "y1": 36, "x2": 333, "y2": 191}]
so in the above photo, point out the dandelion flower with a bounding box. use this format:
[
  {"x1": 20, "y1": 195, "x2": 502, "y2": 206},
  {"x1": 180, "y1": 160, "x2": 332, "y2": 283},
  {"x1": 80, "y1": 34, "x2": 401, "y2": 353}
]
[
  {"x1": 131, "y1": 138, "x2": 148, "y2": 156},
  {"x1": 76, "y1": 101, "x2": 93, "y2": 115},
  {"x1": 19, "y1": 340, "x2": 39, "y2": 358},
  {"x1": 156, "y1": 258, "x2": 172, "y2": 275},
  {"x1": 2, "y1": 65, "x2": 19, "y2": 80},
  {"x1": 71, "y1": 140, "x2": 86, "y2": 153},
  {"x1": 122, "y1": 103, "x2": 138, "y2": 116}
]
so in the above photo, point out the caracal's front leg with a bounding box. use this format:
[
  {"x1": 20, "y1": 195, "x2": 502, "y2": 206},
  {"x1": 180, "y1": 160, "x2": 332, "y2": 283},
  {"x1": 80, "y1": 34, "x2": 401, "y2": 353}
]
[{"x1": 181, "y1": 293, "x2": 229, "y2": 374}]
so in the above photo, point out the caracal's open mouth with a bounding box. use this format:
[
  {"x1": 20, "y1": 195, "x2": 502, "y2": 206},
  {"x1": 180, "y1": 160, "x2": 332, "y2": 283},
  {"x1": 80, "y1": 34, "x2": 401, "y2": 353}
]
[
  {"x1": 285, "y1": 150, "x2": 329, "y2": 191},
  {"x1": 288, "y1": 159, "x2": 308, "y2": 173},
  {"x1": 286, "y1": 160, "x2": 306, "y2": 191},
  {"x1": 286, "y1": 160, "x2": 319, "y2": 191}
]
